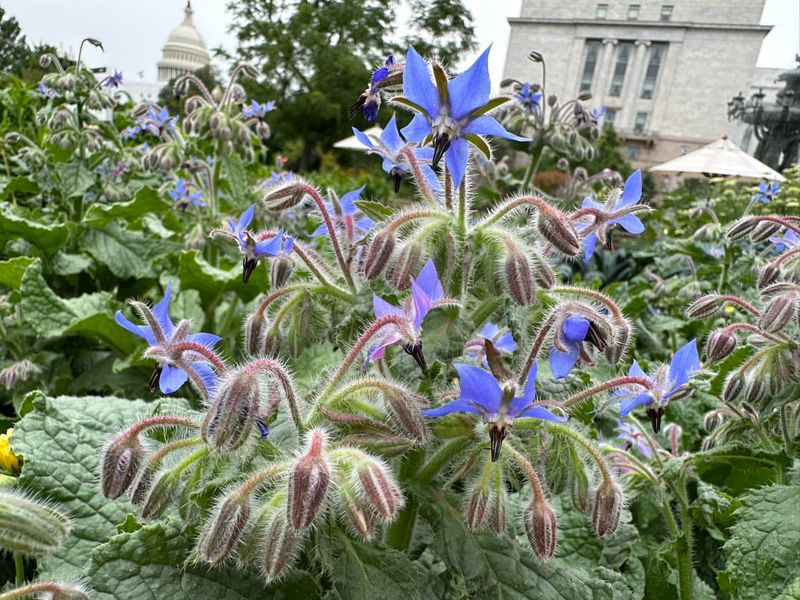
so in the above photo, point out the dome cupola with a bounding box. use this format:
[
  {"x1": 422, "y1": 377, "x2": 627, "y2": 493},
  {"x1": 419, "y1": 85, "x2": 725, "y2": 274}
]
[{"x1": 157, "y1": 2, "x2": 211, "y2": 83}]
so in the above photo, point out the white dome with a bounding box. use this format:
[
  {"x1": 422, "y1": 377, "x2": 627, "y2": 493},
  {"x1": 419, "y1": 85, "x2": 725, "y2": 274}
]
[{"x1": 157, "y1": 2, "x2": 211, "y2": 83}]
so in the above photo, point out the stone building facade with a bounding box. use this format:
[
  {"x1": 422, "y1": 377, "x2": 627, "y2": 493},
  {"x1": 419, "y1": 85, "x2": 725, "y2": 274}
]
[
  {"x1": 156, "y1": 1, "x2": 211, "y2": 83},
  {"x1": 503, "y1": 0, "x2": 773, "y2": 167}
]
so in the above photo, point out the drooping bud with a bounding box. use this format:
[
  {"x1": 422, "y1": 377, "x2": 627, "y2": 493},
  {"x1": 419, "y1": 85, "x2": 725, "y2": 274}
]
[
  {"x1": 465, "y1": 486, "x2": 491, "y2": 531},
  {"x1": 591, "y1": 481, "x2": 623, "y2": 536},
  {"x1": 536, "y1": 203, "x2": 581, "y2": 256},
  {"x1": 356, "y1": 456, "x2": 404, "y2": 520},
  {"x1": 663, "y1": 423, "x2": 682, "y2": 455},
  {"x1": 140, "y1": 471, "x2": 179, "y2": 519},
  {"x1": 101, "y1": 432, "x2": 143, "y2": 500},
  {"x1": 523, "y1": 494, "x2": 558, "y2": 561},
  {"x1": 244, "y1": 312, "x2": 265, "y2": 357},
  {"x1": 758, "y1": 263, "x2": 781, "y2": 289},
  {"x1": 260, "y1": 510, "x2": 301, "y2": 583},
  {"x1": 201, "y1": 368, "x2": 261, "y2": 453},
  {"x1": 490, "y1": 487, "x2": 508, "y2": 534},
  {"x1": 504, "y1": 249, "x2": 535, "y2": 306},
  {"x1": 362, "y1": 229, "x2": 396, "y2": 280},
  {"x1": 530, "y1": 254, "x2": 556, "y2": 288},
  {"x1": 271, "y1": 255, "x2": 294, "y2": 289},
  {"x1": 569, "y1": 449, "x2": 591, "y2": 514},
  {"x1": 758, "y1": 293, "x2": 799, "y2": 333},
  {"x1": 384, "y1": 389, "x2": 428, "y2": 442},
  {"x1": 197, "y1": 496, "x2": 250, "y2": 567},
  {"x1": 338, "y1": 484, "x2": 376, "y2": 541},
  {"x1": 0, "y1": 491, "x2": 71, "y2": 556},
  {"x1": 750, "y1": 220, "x2": 782, "y2": 242},
  {"x1": 726, "y1": 217, "x2": 758, "y2": 240},
  {"x1": 706, "y1": 329, "x2": 737, "y2": 363},
  {"x1": 686, "y1": 294, "x2": 725, "y2": 319},
  {"x1": 263, "y1": 181, "x2": 307, "y2": 211},
  {"x1": 723, "y1": 373, "x2": 744, "y2": 403},
  {"x1": 287, "y1": 429, "x2": 330, "y2": 530},
  {"x1": 387, "y1": 242, "x2": 422, "y2": 290},
  {"x1": 744, "y1": 377, "x2": 768, "y2": 405}
]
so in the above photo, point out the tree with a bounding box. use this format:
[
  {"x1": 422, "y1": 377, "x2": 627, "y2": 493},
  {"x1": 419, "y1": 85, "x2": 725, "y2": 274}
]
[
  {"x1": 226, "y1": 0, "x2": 475, "y2": 170},
  {"x1": 0, "y1": 7, "x2": 28, "y2": 74},
  {"x1": 158, "y1": 64, "x2": 223, "y2": 115}
]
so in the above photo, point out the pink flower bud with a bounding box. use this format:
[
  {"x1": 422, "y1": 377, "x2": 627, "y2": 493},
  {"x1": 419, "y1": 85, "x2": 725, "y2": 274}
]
[
  {"x1": 592, "y1": 481, "x2": 623, "y2": 537},
  {"x1": 244, "y1": 312, "x2": 266, "y2": 357},
  {"x1": 271, "y1": 255, "x2": 294, "y2": 289},
  {"x1": 758, "y1": 293, "x2": 799, "y2": 333},
  {"x1": 384, "y1": 389, "x2": 428, "y2": 442},
  {"x1": 465, "y1": 487, "x2": 490, "y2": 531},
  {"x1": 536, "y1": 204, "x2": 581, "y2": 256},
  {"x1": 387, "y1": 242, "x2": 422, "y2": 290},
  {"x1": 523, "y1": 495, "x2": 558, "y2": 561},
  {"x1": 758, "y1": 264, "x2": 781, "y2": 289},
  {"x1": 263, "y1": 181, "x2": 307, "y2": 211},
  {"x1": 287, "y1": 429, "x2": 330, "y2": 530},
  {"x1": 356, "y1": 457, "x2": 404, "y2": 520},
  {"x1": 490, "y1": 491, "x2": 508, "y2": 534},
  {"x1": 196, "y1": 492, "x2": 251, "y2": 566},
  {"x1": 260, "y1": 511, "x2": 301, "y2": 583},
  {"x1": 706, "y1": 329, "x2": 737, "y2": 363},
  {"x1": 201, "y1": 368, "x2": 261, "y2": 453},
  {"x1": 723, "y1": 374, "x2": 744, "y2": 403},
  {"x1": 362, "y1": 229, "x2": 396, "y2": 280},
  {"x1": 101, "y1": 433, "x2": 143, "y2": 500},
  {"x1": 504, "y1": 250, "x2": 535, "y2": 306},
  {"x1": 686, "y1": 294, "x2": 724, "y2": 319}
]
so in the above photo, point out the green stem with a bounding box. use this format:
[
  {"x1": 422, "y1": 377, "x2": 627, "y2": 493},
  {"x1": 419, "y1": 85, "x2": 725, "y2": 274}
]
[
  {"x1": 416, "y1": 438, "x2": 472, "y2": 484},
  {"x1": 780, "y1": 405, "x2": 794, "y2": 457},
  {"x1": 14, "y1": 554, "x2": 24, "y2": 586},
  {"x1": 676, "y1": 492, "x2": 694, "y2": 600},
  {"x1": 384, "y1": 449, "x2": 424, "y2": 551},
  {"x1": 521, "y1": 141, "x2": 545, "y2": 191}
]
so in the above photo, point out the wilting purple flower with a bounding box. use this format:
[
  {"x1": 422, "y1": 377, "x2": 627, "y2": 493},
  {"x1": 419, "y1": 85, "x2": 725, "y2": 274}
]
[
  {"x1": 351, "y1": 56, "x2": 399, "y2": 121},
  {"x1": 769, "y1": 229, "x2": 800, "y2": 252},
  {"x1": 38, "y1": 83, "x2": 58, "y2": 99},
  {"x1": 309, "y1": 186, "x2": 374, "y2": 242},
  {"x1": 353, "y1": 113, "x2": 442, "y2": 194},
  {"x1": 223, "y1": 204, "x2": 290, "y2": 282},
  {"x1": 550, "y1": 316, "x2": 590, "y2": 379},
  {"x1": 753, "y1": 181, "x2": 780, "y2": 204},
  {"x1": 580, "y1": 169, "x2": 646, "y2": 263},
  {"x1": 465, "y1": 323, "x2": 516, "y2": 364},
  {"x1": 104, "y1": 70, "x2": 123, "y2": 89},
  {"x1": 168, "y1": 178, "x2": 206, "y2": 209},
  {"x1": 612, "y1": 339, "x2": 700, "y2": 432},
  {"x1": 515, "y1": 83, "x2": 542, "y2": 115},
  {"x1": 423, "y1": 362, "x2": 567, "y2": 461},
  {"x1": 369, "y1": 259, "x2": 444, "y2": 369},
  {"x1": 242, "y1": 100, "x2": 276, "y2": 119},
  {"x1": 399, "y1": 46, "x2": 529, "y2": 188},
  {"x1": 115, "y1": 282, "x2": 220, "y2": 394},
  {"x1": 615, "y1": 420, "x2": 652, "y2": 458},
  {"x1": 139, "y1": 106, "x2": 178, "y2": 137}
]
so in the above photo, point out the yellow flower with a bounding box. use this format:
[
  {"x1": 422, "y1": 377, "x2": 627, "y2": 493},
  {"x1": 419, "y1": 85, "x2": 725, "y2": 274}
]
[
  {"x1": 0, "y1": 428, "x2": 20, "y2": 474},
  {"x1": 724, "y1": 305, "x2": 736, "y2": 314}
]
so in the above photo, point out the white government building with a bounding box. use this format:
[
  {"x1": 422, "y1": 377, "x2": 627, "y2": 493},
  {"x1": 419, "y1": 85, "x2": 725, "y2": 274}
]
[{"x1": 503, "y1": 0, "x2": 780, "y2": 167}]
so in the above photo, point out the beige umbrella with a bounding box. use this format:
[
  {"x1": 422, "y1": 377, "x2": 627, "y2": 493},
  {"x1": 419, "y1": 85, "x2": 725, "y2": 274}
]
[
  {"x1": 649, "y1": 136, "x2": 785, "y2": 182},
  {"x1": 333, "y1": 126, "x2": 383, "y2": 151}
]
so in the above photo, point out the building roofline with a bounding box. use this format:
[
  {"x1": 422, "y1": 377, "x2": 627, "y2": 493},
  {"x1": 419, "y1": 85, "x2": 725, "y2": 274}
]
[{"x1": 508, "y1": 17, "x2": 772, "y2": 33}]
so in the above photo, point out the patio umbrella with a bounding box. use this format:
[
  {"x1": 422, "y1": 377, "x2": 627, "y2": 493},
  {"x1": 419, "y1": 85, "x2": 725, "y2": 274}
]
[
  {"x1": 333, "y1": 126, "x2": 383, "y2": 151},
  {"x1": 649, "y1": 136, "x2": 785, "y2": 182}
]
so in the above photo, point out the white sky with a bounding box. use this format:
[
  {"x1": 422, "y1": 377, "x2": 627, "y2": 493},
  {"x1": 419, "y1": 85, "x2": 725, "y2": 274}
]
[{"x1": 4, "y1": 0, "x2": 798, "y2": 85}]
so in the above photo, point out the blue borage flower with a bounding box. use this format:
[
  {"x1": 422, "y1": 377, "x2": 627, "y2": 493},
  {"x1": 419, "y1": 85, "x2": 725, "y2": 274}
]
[
  {"x1": 589, "y1": 106, "x2": 606, "y2": 125},
  {"x1": 464, "y1": 322, "x2": 516, "y2": 365},
  {"x1": 139, "y1": 106, "x2": 179, "y2": 137},
  {"x1": 351, "y1": 55, "x2": 403, "y2": 121},
  {"x1": 115, "y1": 282, "x2": 220, "y2": 395},
  {"x1": 242, "y1": 100, "x2": 276, "y2": 119},
  {"x1": 579, "y1": 169, "x2": 646, "y2": 263},
  {"x1": 121, "y1": 125, "x2": 140, "y2": 140},
  {"x1": 753, "y1": 181, "x2": 780, "y2": 204},
  {"x1": 104, "y1": 70, "x2": 123, "y2": 89},
  {"x1": 38, "y1": 83, "x2": 58, "y2": 99},
  {"x1": 515, "y1": 83, "x2": 542, "y2": 115},
  {"x1": 309, "y1": 186, "x2": 374, "y2": 242},
  {"x1": 168, "y1": 178, "x2": 206, "y2": 209},
  {"x1": 615, "y1": 419, "x2": 653, "y2": 459},
  {"x1": 550, "y1": 315, "x2": 590, "y2": 379},
  {"x1": 611, "y1": 339, "x2": 700, "y2": 432},
  {"x1": 397, "y1": 46, "x2": 530, "y2": 188},
  {"x1": 219, "y1": 204, "x2": 293, "y2": 283},
  {"x1": 423, "y1": 362, "x2": 567, "y2": 461},
  {"x1": 369, "y1": 259, "x2": 446, "y2": 370},
  {"x1": 353, "y1": 113, "x2": 443, "y2": 195},
  {"x1": 769, "y1": 228, "x2": 800, "y2": 252}
]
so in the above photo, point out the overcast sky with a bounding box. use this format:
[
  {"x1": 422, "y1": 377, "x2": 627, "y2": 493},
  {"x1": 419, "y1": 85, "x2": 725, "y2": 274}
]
[{"x1": 4, "y1": 0, "x2": 798, "y2": 86}]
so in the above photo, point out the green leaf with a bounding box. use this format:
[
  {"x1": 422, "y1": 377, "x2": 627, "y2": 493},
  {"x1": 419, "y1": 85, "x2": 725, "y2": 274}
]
[
  {"x1": 720, "y1": 484, "x2": 800, "y2": 600},
  {"x1": 51, "y1": 251, "x2": 94, "y2": 276},
  {"x1": 0, "y1": 256, "x2": 36, "y2": 289},
  {"x1": 0, "y1": 206, "x2": 69, "y2": 255},
  {"x1": 83, "y1": 223, "x2": 163, "y2": 279},
  {"x1": 10, "y1": 394, "x2": 150, "y2": 580},
  {"x1": 464, "y1": 134, "x2": 491, "y2": 159},
  {"x1": 0, "y1": 175, "x2": 40, "y2": 200},
  {"x1": 87, "y1": 520, "x2": 322, "y2": 599},
  {"x1": 469, "y1": 96, "x2": 511, "y2": 118},
  {"x1": 56, "y1": 162, "x2": 95, "y2": 197},
  {"x1": 83, "y1": 187, "x2": 170, "y2": 226},
  {"x1": 692, "y1": 444, "x2": 787, "y2": 495},
  {"x1": 178, "y1": 250, "x2": 266, "y2": 303},
  {"x1": 354, "y1": 199, "x2": 394, "y2": 222}
]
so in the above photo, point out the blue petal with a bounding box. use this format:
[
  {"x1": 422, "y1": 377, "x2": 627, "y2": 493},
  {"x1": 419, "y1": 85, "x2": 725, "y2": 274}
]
[
  {"x1": 550, "y1": 346, "x2": 580, "y2": 380},
  {"x1": 618, "y1": 393, "x2": 652, "y2": 417},
  {"x1": 159, "y1": 363, "x2": 189, "y2": 394},
  {"x1": 462, "y1": 115, "x2": 530, "y2": 142},
  {"x1": 413, "y1": 259, "x2": 444, "y2": 302},
  {"x1": 115, "y1": 310, "x2": 155, "y2": 345},
  {"x1": 422, "y1": 398, "x2": 483, "y2": 418},
  {"x1": 421, "y1": 165, "x2": 443, "y2": 194},
  {"x1": 381, "y1": 114, "x2": 403, "y2": 152},
  {"x1": 480, "y1": 323, "x2": 500, "y2": 338},
  {"x1": 186, "y1": 333, "x2": 221, "y2": 348},
  {"x1": 373, "y1": 294, "x2": 404, "y2": 319},
  {"x1": 628, "y1": 360, "x2": 648, "y2": 378},
  {"x1": 239, "y1": 204, "x2": 256, "y2": 231},
  {"x1": 447, "y1": 46, "x2": 492, "y2": 119},
  {"x1": 401, "y1": 113, "x2": 432, "y2": 143},
  {"x1": 352, "y1": 127, "x2": 375, "y2": 149},
  {"x1": 152, "y1": 282, "x2": 175, "y2": 339},
  {"x1": 667, "y1": 339, "x2": 699, "y2": 393},
  {"x1": 411, "y1": 279, "x2": 433, "y2": 328},
  {"x1": 309, "y1": 222, "x2": 329, "y2": 237},
  {"x1": 562, "y1": 316, "x2": 590, "y2": 343},
  {"x1": 582, "y1": 196, "x2": 605, "y2": 210},
  {"x1": 509, "y1": 363, "x2": 538, "y2": 416},
  {"x1": 618, "y1": 170, "x2": 642, "y2": 208},
  {"x1": 517, "y1": 405, "x2": 568, "y2": 422},
  {"x1": 613, "y1": 214, "x2": 645, "y2": 234},
  {"x1": 415, "y1": 147, "x2": 435, "y2": 161},
  {"x1": 495, "y1": 331, "x2": 516, "y2": 353},
  {"x1": 192, "y1": 362, "x2": 218, "y2": 397},
  {"x1": 402, "y1": 46, "x2": 439, "y2": 117},
  {"x1": 445, "y1": 137, "x2": 469, "y2": 189},
  {"x1": 381, "y1": 157, "x2": 397, "y2": 173},
  {"x1": 453, "y1": 363, "x2": 502, "y2": 412},
  {"x1": 339, "y1": 186, "x2": 365, "y2": 215},
  {"x1": 254, "y1": 234, "x2": 284, "y2": 256},
  {"x1": 582, "y1": 232, "x2": 598, "y2": 263}
]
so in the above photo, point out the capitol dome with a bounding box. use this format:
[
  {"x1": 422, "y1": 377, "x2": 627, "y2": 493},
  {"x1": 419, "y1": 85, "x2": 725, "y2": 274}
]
[{"x1": 156, "y1": 2, "x2": 211, "y2": 83}]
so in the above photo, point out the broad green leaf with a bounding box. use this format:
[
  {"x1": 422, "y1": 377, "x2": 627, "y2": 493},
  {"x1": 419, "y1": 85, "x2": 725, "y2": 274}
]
[
  {"x1": 0, "y1": 175, "x2": 40, "y2": 200},
  {"x1": 83, "y1": 223, "x2": 163, "y2": 279},
  {"x1": 178, "y1": 250, "x2": 266, "y2": 303},
  {"x1": 51, "y1": 251, "x2": 93, "y2": 276},
  {"x1": 0, "y1": 206, "x2": 69, "y2": 255},
  {"x1": 10, "y1": 394, "x2": 149, "y2": 580},
  {"x1": 56, "y1": 162, "x2": 95, "y2": 197},
  {"x1": 776, "y1": 578, "x2": 800, "y2": 600},
  {"x1": 83, "y1": 187, "x2": 170, "y2": 226},
  {"x1": 354, "y1": 199, "x2": 394, "y2": 222},
  {"x1": 220, "y1": 153, "x2": 248, "y2": 204},
  {"x1": 720, "y1": 484, "x2": 800, "y2": 600},
  {"x1": 692, "y1": 444, "x2": 787, "y2": 495},
  {"x1": 0, "y1": 256, "x2": 36, "y2": 289},
  {"x1": 88, "y1": 521, "x2": 322, "y2": 599}
]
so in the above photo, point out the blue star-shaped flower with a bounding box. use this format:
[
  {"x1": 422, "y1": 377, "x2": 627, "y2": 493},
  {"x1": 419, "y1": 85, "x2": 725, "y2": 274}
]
[
  {"x1": 38, "y1": 83, "x2": 58, "y2": 99},
  {"x1": 242, "y1": 100, "x2": 276, "y2": 119},
  {"x1": 615, "y1": 419, "x2": 652, "y2": 458},
  {"x1": 353, "y1": 113, "x2": 443, "y2": 194},
  {"x1": 753, "y1": 181, "x2": 780, "y2": 204},
  {"x1": 168, "y1": 178, "x2": 206, "y2": 209},
  {"x1": 309, "y1": 186, "x2": 374, "y2": 242},
  {"x1": 398, "y1": 46, "x2": 530, "y2": 188},
  {"x1": 515, "y1": 83, "x2": 542, "y2": 115},
  {"x1": 226, "y1": 204, "x2": 289, "y2": 282},
  {"x1": 465, "y1": 322, "x2": 516, "y2": 364},
  {"x1": 769, "y1": 229, "x2": 800, "y2": 252},
  {"x1": 115, "y1": 282, "x2": 220, "y2": 395},
  {"x1": 422, "y1": 362, "x2": 567, "y2": 460},
  {"x1": 104, "y1": 70, "x2": 123, "y2": 89},
  {"x1": 139, "y1": 106, "x2": 179, "y2": 137},
  {"x1": 351, "y1": 56, "x2": 398, "y2": 121},
  {"x1": 550, "y1": 316, "x2": 590, "y2": 379}
]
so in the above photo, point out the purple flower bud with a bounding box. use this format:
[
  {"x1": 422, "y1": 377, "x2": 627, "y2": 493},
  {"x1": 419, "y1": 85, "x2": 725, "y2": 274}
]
[
  {"x1": 706, "y1": 329, "x2": 737, "y2": 363},
  {"x1": 101, "y1": 433, "x2": 143, "y2": 500},
  {"x1": 260, "y1": 510, "x2": 301, "y2": 583},
  {"x1": 244, "y1": 312, "x2": 265, "y2": 357},
  {"x1": 686, "y1": 294, "x2": 725, "y2": 319},
  {"x1": 356, "y1": 457, "x2": 404, "y2": 520},
  {"x1": 704, "y1": 409, "x2": 725, "y2": 433},
  {"x1": 271, "y1": 255, "x2": 294, "y2": 289},
  {"x1": 758, "y1": 293, "x2": 799, "y2": 333},
  {"x1": 287, "y1": 429, "x2": 330, "y2": 530},
  {"x1": 536, "y1": 204, "x2": 581, "y2": 256},
  {"x1": 387, "y1": 242, "x2": 422, "y2": 290},
  {"x1": 744, "y1": 377, "x2": 768, "y2": 405},
  {"x1": 490, "y1": 490, "x2": 508, "y2": 534},
  {"x1": 197, "y1": 492, "x2": 251, "y2": 566},
  {"x1": 663, "y1": 423, "x2": 682, "y2": 455},
  {"x1": 362, "y1": 229, "x2": 396, "y2": 280},
  {"x1": 758, "y1": 264, "x2": 781, "y2": 289},
  {"x1": 504, "y1": 250, "x2": 535, "y2": 306},
  {"x1": 523, "y1": 495, "x2": 558, "y2": 562},
  {"x1": 465, "y1": 487, "x2": 490, "y2": 531},
  {"x1": 384, "y1": 389, "x2": 428, "y2": 442},
  {"x1": 339, "y1": 485, "x2": 376, "y2": 541},
  {"x1": 201, "y1": 368, "x2": 261, "y2": 453},
  {"x1": 723, "y1": 373, "x2": 744, "y2": 403},
  {"x1": 591, "y1": 481, "x2": 623, "y2": 536},
  {"x1": 531, "y1": 256, "x2": 556, "y2": 289}
]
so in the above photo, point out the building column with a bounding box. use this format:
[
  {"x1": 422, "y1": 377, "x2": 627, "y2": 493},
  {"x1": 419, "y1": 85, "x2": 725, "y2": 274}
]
[
  {"x1": 621, "y1": 40, "x2": 651, "y2": 126},
  {"x1": 592, "y1": 39, "x2": 617, "y2": 101}
]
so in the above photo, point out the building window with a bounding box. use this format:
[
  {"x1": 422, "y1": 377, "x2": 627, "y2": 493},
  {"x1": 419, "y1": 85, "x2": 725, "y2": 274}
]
[
  {"x1": 633, "y1": 111, "x2": 648, "y2": 133},
  {"x1": 641, "y1": 43, "x2": 667, "y2": 99},
  {"x1": 579, "y1": 40, "x2": 602, "y2": 93},
  {"x1": 627, "y1": 4, "x2": 640, "y2": 20},
  {"x1": 609, "y1": 42, "x2": 633, "y2": 97},
  {"x1": 605, "y1": 108, "x2": 617, "y2": 127},
  {"x1": 660, "y1": 5, "x2": 673, "y2": 21},
  {"x1": 596, "y1": 3, "x2": 608, "y2": 19}
]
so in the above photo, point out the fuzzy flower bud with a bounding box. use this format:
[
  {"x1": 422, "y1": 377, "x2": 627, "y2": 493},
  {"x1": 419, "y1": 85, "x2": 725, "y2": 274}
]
[
  {"x1": 465, "y1": 487, "x2": 491, "y2": 531},
  {"x1": 490, "y1": 489, "x2": 508, "y2": 534},
  {"x1": 706, "y1": 329, "x2": 737, "y2": 363},
  {"x1": 686, "y1": 294, "x2": 725, "y2": 319},
  {"x1": 758, "y1": 264, "x2": 781, "y2": 289},
  {"x1": 101, "y1": 432, "x2": 143, "y2": 500},
  {"x1": 338, "y1": 484, "x2": 376, "y2": 541},
  {"x1": 504, "y1": 249, "x2": 536, "y2": 306},
  {"x1": 260, "y1": 510, "x2": 301, "y2": 583},
  {"x1": 355, "y1": 456, "x2": 404, "y2": 520},
  {"x1": 202, "y1": 368, "x2": 261, "y2": 453},
  {"x1": 750, "y1": 220, "x2": 782, "y2": 242},
  {"x1": 591, "y1": 481, "x2": 623, "y2": 537},
  {"x1": 271, "y1": 255, "x2": 294, "y2": 289},
  {"x1": 387, "y1": 242, "x2": 422, "y2": 290},
  {"x1": 263, "y1": 181, "x2": 307, "y2": 211},
  {"x1": 196, "y1": 491, "x2": 251, "y2": 566},
  {"x1": 570, "y1": 451, "x2": 591, "y2": 514},
  {"x1": 726, "y1": 217, "x2": 759, "y2": 240},
  {"x1": 723, "y1": 373, "x2": 744, "y2": 403},
  {"x1": 244, "y1": 312, "x2": 266, "y2": 357},
  {"x1": 140, "y1": 471, "x2": 179, "y2": 519},
  {"x1": 362, "y1": 229, "x2": 396, "y2": 280},
  {"x1": 744, "y1": 377, "x2": 768, "y2": 405},
  {"x1": 758, "y1": 293, "x2": 799, "y2": 333},
  {"x1": 536, "y1": 204, "x2": 581, "y2": 256},
  {"x1": 0, "y1": 491, "x2": 71, "y2": 556},
  {"x1": 523, "y1": 495, "x2": 558, "y2": 562},
  {"x1": 384, "y1": 389, "x2": 428, "y2": 442},
  {"x1": 287, "y1": 429, "x2": 330, "y2": 530}
]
